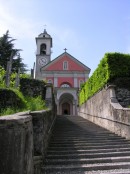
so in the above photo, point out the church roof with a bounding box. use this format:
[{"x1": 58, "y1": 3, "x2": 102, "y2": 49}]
[{"x1": 41, "y1": 52, "x2": 91, "y2": 72}]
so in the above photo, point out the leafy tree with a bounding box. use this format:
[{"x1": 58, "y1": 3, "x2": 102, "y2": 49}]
[
  {"x1": 0, "y1": 65, "x2": 5, "y2": 87},
  {"x1": 12, "y1": 53, "x2": 28, "y2": 73},
  {"x1": 0, "y1": 30, "x2": 27, "y2": 73}
]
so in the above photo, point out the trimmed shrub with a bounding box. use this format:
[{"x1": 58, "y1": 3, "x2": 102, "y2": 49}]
[{"x1": 79, "y1": 52, "x2": 130, "y2": 105}]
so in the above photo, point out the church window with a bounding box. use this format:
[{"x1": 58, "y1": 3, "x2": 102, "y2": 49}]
[
  {"x1": 63, "y1": 61, "x2": 68, "y2": 70},
  {"x1": 40, "y1": 44, "x2": 46, "y2": 55}
]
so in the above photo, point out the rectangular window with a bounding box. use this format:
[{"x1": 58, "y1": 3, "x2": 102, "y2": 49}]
[{"x1": 63, "y1": 61, "x2": 68, "y2": 70}]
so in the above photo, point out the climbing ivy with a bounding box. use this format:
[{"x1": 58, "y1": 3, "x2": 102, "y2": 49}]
[{"x1": 79, "y1": 52, "x2": 130, "y2": 105}]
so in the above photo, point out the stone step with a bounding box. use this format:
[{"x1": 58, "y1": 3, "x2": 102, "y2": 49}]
[
  {"x1": 42, "y1": 162, "x2": 130, "y2": 173},
  {"x1": 47, "y1": 147, "x2": 130, "y2": 155},
  {"x1": 48, "y1": 142, "x2": 130, "y2": 149},
  {"x1": 51, "y1": 136, "x2": 126, "y2": 141},
  {"x1": 53, "y1": 130, "x2": 110, "y2": 134},
  {"x1": 50, "y1": 140, "x2": 130, "y2": 147},
  {"x1": 50, "y1": 138, "x2": 127, "y2": 143},
  {"x1": 51, "y1": 135, "x2": 128, "y2": 139},
  {"x1": 46, "y1": 151, "x2": 130, "y2": 159},
  {"x1": 43, "y1": 116, "x2": 130, "y2": 173},
  {"x1": 45, "y1": 156, "x2": 130, "y2": 165},
  {"x1": 52, "y1": 131, "x2": 120, "y2": 134},
  {"x1": 48, "y1": 144, "x2": 130, "y2": 150},
  {"x1": 42, "y1": 168, "x2": 130, "y2": 174}
]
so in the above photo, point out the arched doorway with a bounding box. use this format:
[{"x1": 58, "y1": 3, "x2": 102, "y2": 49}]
[
  {"x1": 56, "y1": 89, "x2": 78, "y2": 116},
  {"x1": 62, "y1": 102, "x2": 70, "y2": 115},
  {"x1": 58, "y1": 93, "x2": 73, "y2": 115}
]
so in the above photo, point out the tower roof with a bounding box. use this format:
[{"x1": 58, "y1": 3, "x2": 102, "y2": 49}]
[
  {"x1": 36, "y1": 29, "x2": 52, "y2": 47},
  {"x1": 38, "y1": 29, "x2": 51, "y2": 38}
]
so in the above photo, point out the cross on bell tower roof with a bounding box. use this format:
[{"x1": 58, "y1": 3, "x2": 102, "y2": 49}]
[
  {"x1": 43, "y1": 24, "x2": 47, "y2": 34},
  {"x1": 64, "y1": 48, "x2": 67, "y2": 52}
]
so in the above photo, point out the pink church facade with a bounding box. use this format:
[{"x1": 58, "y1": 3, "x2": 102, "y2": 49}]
[{"x1": 35, "y1": 30, "x2": 90, "y2": 115}]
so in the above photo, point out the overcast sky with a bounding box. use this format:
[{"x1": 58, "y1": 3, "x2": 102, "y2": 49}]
[{"x1": 0, "y1": 0, "x2": 130, "y2": 75}]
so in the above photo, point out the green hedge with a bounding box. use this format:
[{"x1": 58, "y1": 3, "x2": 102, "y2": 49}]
[
  {"x1": 20, "y1": 78, "x2": 46, "y2": 99},
  {"x1": 79, "y1": 52, "x2": 130, "y2": 105},
  {"x1": 0, "y1": 88, "x2": 26, "y2": 112}
]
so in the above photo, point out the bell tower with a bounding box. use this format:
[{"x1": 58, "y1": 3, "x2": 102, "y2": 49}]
[{"x1": 35, "y1": 29, "x2": 52, "y2": 79}]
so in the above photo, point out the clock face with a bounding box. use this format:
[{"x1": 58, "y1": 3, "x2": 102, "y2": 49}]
[{"x1": 38, "y1": 57, "x2": 47, "y2": 66}]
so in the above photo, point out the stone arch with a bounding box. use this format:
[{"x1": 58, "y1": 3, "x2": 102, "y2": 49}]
[
  {"x1": 57, "y1": 91, "x2": 77, "y2": 101},
  {"x1": 58, "y1": 92, "x2": 76, "y2": 115}
]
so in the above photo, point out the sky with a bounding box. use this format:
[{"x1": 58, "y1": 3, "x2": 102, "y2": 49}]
[{"x1": 0, "y1": 0, "x2": 130, "y2": 75}]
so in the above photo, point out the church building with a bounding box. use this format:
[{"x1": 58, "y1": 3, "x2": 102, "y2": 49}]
[{"x1": 35, "y1": 29, "x2": 91, "y2": 115}]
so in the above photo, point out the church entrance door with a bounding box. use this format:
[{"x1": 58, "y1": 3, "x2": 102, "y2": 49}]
[{"x1": 62, "y1": 103, "x2": 70, "y2": 115}]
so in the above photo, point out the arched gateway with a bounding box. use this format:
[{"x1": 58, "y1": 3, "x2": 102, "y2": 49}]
[
  {"x1": 35, "y1": 30, "x2": 91, "y2": 115},
  {"x1": 57, "y1": 92, "x2": 77, "y2": 115}
]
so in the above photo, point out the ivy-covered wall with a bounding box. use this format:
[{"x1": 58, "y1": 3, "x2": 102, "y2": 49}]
[{"x1": 79, "y1": 52, "x2": 130, "y2": 105}]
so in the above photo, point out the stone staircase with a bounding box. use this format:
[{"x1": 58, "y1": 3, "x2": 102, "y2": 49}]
[{"x1": 42, "y1": 116, "x2": 130, "y2": 174}]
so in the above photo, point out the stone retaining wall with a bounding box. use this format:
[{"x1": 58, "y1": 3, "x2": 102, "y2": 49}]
[
  {"x1": 0, "y1": 113, "x2": 33, "y2": 174},
  {"x1": 0, "y1": 110, "x2": 56, "y2": 174},
  {"x1": 78, "y1": 85, "x2": 130, "y2": 140},
  {"x1": 30, "y1": 110, "x2": 56, "y2": 174}
]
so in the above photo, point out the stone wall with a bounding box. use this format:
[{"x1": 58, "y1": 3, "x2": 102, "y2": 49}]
[
  {"x1": 0, "y1": 110, "x2": 56, "y2": 174},
  {"x1": 78, "y1": 85, "x2": 130, "y2": 139},
  {"x1": 0, "y1": 113, "x2": 33, "y2": 174},
  {"x1": 30, "y1": 110, "x2": 56, "y2": 174}
]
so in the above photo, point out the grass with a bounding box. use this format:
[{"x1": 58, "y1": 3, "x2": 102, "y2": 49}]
[
  {"x1": 0, "y1": 95, "x2": 47, "y2": 116},
  {"x1": 0, "y1": 108, "x2": 25, "y2": 116},
  {"x1": 25, "y1": 96, "x2": 47, "y2": 111}
]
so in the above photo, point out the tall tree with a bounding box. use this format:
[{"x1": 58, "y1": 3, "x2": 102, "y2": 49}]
[
  {"x1": 12, "y1": 53, "x2": 28, "y2": 73},
  {"x1": 0, "y1": 30, "x2": 27, "y2": 73}
]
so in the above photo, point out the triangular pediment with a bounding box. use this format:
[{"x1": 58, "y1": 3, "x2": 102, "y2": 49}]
[{"x1": 41, "y1": 52, "x2": 91, "y2": 72}]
